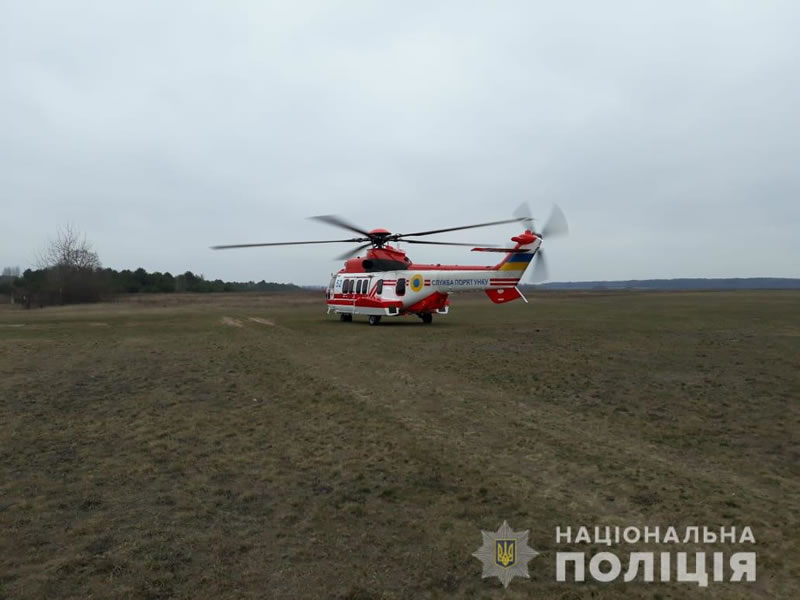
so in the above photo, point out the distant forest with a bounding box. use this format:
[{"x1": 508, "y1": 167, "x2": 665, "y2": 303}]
[
  {"x1": 0, "y1": 267, "x2": 300, "y2": 307},
  {"x1": 1, "y1": 226, "x2": 301, "y2": 307}
]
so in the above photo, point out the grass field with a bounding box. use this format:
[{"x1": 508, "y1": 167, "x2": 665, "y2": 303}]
[{"x1": 1, "y1": 291, "x2": 798, "y2": 599}]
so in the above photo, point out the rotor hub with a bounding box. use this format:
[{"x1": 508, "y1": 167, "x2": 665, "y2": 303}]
[{"x1": 367, "y1": 228, "x2": 392, "y2": 247}]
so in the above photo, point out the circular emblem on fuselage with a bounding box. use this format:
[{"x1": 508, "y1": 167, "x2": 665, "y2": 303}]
[{"x1": 409, "y1": 273, "x2": 424, "y2": 292}]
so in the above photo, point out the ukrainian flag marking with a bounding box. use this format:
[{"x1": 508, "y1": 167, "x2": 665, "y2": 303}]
[{"x1": 499, "y1": 253, "x2": 534, "y2": 271}]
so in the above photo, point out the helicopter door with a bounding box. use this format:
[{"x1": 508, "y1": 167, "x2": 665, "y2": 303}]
[
  {"x1": 349, "y1": 279, "x2": 357, "y2": 312},
  {"x1": 327, "y1": 274, "x2": 336, "y2": 300},
  {"x1": 348, "y1": 279, "x2": 357, "y2": 312}
]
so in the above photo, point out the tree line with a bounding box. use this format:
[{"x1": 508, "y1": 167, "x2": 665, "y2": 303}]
[
  {"x1": 0, "y1": 225, "x2": 300, "y2": 307},
  {"x1": 1, "y1": 267, "x2": 299, "y2": 298}
]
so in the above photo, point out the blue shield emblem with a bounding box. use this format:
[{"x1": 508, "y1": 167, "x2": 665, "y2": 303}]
[{"x1": 495, "y1": 539, "x2": 516, "y2": 568}]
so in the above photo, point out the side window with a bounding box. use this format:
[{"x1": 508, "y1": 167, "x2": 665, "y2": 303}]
[
  {"x1": 358, "y1": 280, "x2": 365, "y2": 294},
  {"x1": 376, "y1": 279, "x2": 383, "y2": 295},
  {"x1": 345, "y1": 279, "x2": 352, "y2": 294},
  {"x1": 396, "y1": 278, "x2": 406, "y2": 296}
]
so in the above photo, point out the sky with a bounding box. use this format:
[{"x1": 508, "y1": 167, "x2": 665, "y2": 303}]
[{"x1": 1, "y1": 1, "x2": 798, "y2": 284}]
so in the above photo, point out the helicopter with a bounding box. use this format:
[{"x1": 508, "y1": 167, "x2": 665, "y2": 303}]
[{"x1": 211, "y1": 205, "x2": 568, "y2": 325}]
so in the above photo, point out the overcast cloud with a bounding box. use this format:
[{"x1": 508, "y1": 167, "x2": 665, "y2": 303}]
[{"x1": 1, "y1": 1, "x2": 798, "y2": 284}]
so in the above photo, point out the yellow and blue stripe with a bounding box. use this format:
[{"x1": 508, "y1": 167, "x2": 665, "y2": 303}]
[{"x1": 499, "y1": 252, "x2": 534, "y2": 271}]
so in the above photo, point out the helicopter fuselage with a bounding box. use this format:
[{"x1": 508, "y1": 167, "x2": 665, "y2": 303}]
[
  {"x1": 325, "y1": 233, "x2": 541, "y2": 320},
  {"x1": 212, "y1": 207, "x2": 566, "y2": 325}
]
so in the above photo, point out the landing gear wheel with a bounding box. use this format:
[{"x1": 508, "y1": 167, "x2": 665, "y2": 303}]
[
  {"x1": 368, "y1": 315, "x2": 382, "y2": 326},
  {"x1": 340, "y1": 314, "x2": 352, "y2": 322},
  {"x1": 421, "y1": 313, "x2": 433, "y2": 324}
]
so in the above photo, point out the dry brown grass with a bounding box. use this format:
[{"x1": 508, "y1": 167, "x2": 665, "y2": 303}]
[{"x1": 1, "y1": 291, "x2": 798, "y2": 599}]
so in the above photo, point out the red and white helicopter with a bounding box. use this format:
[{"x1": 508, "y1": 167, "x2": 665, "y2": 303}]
[{"x1": 212, "y1": 205, "x2": 567, "y2": 325}]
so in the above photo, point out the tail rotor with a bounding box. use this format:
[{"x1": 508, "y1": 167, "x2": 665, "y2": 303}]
[{"x1": 514, "y1": 204, "x2": 568, "y2": 284}]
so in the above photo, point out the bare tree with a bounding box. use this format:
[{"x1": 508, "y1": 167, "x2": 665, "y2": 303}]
[
  {"x1": 29, "y1": 226, "x2": 106, "y2": 304},
  {"x1": 1, "y1": 266, "x2": 20, "y2": 278},
  {"x1": 37, "y1": 224, "x2": 101, "y2": 271}
]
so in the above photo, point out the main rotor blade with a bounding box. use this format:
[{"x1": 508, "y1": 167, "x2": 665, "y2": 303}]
[
  {"x1": 471, "y1": 247, "x2": 533, "y2": 253},
  {"x1": 335, "y1": 242, "x2": 373, "y2": 261},
  {"x1": 395, "y1": 216, "x2": 526, "y2": 239},
  {"x1": 310, "y1": 214, "x2": 373, "y2": 237},
  {"x1": 402, "y1": 239, "x2": 493, "y2": 247},
  {"x1": 530, "y1": 250, "x2": 549, "y2": 283},
  {"x1": 211, "y1": 238, "x2": 366, "y2": 250},
  {"x1": 541, "y1": 205, "x2": 569, "y2": 238}
]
